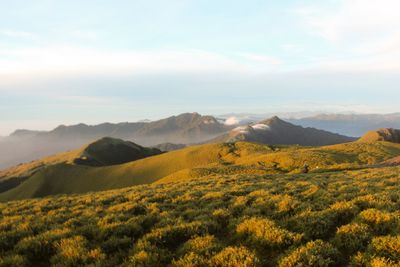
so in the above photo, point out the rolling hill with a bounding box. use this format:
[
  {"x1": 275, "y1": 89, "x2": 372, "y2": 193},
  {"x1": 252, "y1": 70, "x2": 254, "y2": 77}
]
[
  {"x1": 1, "y1": 136, "x2": 400, "y2": 201},
  {"x1": 0, "y1": 137, "x2": 161, "y2": 195},
  {"x1": 209, "y1": 116, "x2": 355, "y2": 146}
]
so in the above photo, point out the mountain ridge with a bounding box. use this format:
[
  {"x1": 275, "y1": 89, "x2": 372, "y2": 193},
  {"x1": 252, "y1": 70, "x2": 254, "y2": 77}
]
[
  {"x1": 0, "y1": 113, "x2": 231, "y2": 169},
  {"x1": 208, "y1": 116, "x2": 356, "y2": 146}
]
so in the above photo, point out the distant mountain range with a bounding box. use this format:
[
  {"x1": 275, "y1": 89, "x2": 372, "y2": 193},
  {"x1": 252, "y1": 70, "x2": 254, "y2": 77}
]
[
  {"x1": 0, "y1": 113, "x2": 230, "y2": 169},
  {"x1": 287, "y1": 113, "x2": 400, "y2": 137},
  {"x1": 1, "y1": 112, "x2": 399, "y2": 169}
]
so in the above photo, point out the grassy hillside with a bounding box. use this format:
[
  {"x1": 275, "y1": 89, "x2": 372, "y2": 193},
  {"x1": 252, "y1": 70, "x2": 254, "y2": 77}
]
[
  {"x1": 1, "y1": 166, "x2": 400, "y2": 266},
  {"x1": 2, "y1": 141, "x2": 400, "y2": 201},
  {"x1": 0, "y1": 137, "x2": 161, "y2": 180}
]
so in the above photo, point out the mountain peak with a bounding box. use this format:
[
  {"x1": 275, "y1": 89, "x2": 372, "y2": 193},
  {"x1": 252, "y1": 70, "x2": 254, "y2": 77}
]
[{"x1": 259, "y1": 116, "x2": 288, "y2": 126}]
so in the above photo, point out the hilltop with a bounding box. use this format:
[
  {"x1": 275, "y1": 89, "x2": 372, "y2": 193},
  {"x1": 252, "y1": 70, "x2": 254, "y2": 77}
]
[
  {"x1": 209, "y1": 116, "x2": 355, "y2": 146},
  {"x1": 359, "y1": 128, "x2": 400, "y2": 143},
  {"x1": 73, "y1": 137, "x2": 162, "y2": 166}
]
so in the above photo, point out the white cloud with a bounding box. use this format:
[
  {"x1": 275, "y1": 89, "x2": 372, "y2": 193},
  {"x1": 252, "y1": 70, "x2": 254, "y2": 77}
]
[
  {"x1": 0, "y1": 46, "x2": 270, "y2": 77},
  {"x1": 70, "y1": 30, "x2": 98, "y2": 41},
  {"x1": 0, "y1": 30, "x2": 37, "y2": 39},
  {"x1": 296, "y1": 0, "x2": 400, "y2": 43},
  {"x1": 233, "y1": 126, "x2": 250, "y2": 134},
  {"x1": 281, "y1": 44, "x2": 302, "y2": 53},
  {"x1": 295, "y1": 0, "x2": 400, "y2": 72},
  {"x1": 240, "y1": 53, "x2": 282, "y2": 65},
  {"x1": 252, "y1": 124, "x2": 270, "y2": 131},
  {"x1": 224, "y1": 116, "x2": 240, "y2": 126}
]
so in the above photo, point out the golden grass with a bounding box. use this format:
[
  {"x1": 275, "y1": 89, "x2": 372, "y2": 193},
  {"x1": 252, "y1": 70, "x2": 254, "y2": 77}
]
[{"x1": 1, "y1": 141, "x2": 400, "y2": 201}]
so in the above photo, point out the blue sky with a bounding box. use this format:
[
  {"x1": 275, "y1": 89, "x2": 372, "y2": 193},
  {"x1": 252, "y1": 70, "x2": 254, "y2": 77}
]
[{"x1": 1, "y1": 0, "x2": 400, "y2": 134}]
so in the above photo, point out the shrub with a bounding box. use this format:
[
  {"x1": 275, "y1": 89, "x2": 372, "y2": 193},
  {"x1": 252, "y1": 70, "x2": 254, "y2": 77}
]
[
  {"x1": 290, "y1": 210, "x2": 337, "y2": 240},
  {"x1": 329, "y1": 201, "x2": 359, "y2": 224},
  {"x1": 140, "y1": 221, "x2": 208, "y2": 251},
  {"x1": 101, "y1": 236, "x2": 133, "y2": 254},
  {"x1": 211, "y1": 246, "x2": 259, "y2": 267},
  {"x1": 367, "y1": 235, "x2": 400, "y2": 262},
  {"x1": 358, "y1": 209, "x2": 397, "y2": 235},
  {"x1": 50, "y1": 235, "x2": 105, "y2": 266},
  {"x1": 178, "y1": 235, "x2": 221, "y2": 257},
  {"x1": 15, "y1": 235, "x2": 55, "y2": 264},
  {"x1": 202, "y1": 192, "x2": 225, "y2": 200},
  {"x1": 276, "y1": 194, "x2": 300, "y2": 214},
  {"x1": 0, "y1": 254, "x2": 27, "y2": 267},
  {"x1": 369, "y1": 257, "x2": 398, "y2": 267},
  {"x1": 278, "y1": 240, "x2": 341, "y2": 267},
  {"x1": 333, "y1": 223, "x2": 371, "y2": 253},
  {"x1": 236, "y1": 217, "x2": 302, "y2": 250},
  {"x1": 171, "y1": 252, "x2": 209, "y2": 267},
  {"x1": 107, "y1": 203, "x2": 147, "y2": 215},
  {"x1": 212, "y1": 209, "x2": 230, "y2": 229},
  {"x1": 129, "y1": 241, "x2": 171, "y2": 267}
]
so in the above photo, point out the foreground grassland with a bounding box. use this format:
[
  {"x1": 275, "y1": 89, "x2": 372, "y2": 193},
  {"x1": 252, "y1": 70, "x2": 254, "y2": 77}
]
[{"x1": 1, "y1": 166, "x2": 400, "y2": 266}]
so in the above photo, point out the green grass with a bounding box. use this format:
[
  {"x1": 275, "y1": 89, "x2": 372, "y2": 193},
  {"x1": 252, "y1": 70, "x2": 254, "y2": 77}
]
[{"x1": 1, "y1": 166, "x2": 400, "y2": 266}]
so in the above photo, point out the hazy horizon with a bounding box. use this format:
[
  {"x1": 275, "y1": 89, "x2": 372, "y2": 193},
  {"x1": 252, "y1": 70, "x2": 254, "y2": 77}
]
[{"x1": 2, "y1": 110, "x2": 400, "y2": 137}]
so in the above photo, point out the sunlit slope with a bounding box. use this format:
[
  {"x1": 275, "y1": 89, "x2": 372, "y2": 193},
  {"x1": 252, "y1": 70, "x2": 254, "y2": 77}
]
[
  {"x1": 0, "y1": 143, "x2": 258, "y2": 200},
  {"x1": 0, "y1": 137, "x2": 161, "y2": 180},
  {"x1": 157, "y1": 141, "x2": 400, "y2": 183},
  {"x1": 247, "y1": 141, "x2": 400, "y2": 171},
  {"x1": 2, "y1": 141, "x2": 400, "y2": 201}
]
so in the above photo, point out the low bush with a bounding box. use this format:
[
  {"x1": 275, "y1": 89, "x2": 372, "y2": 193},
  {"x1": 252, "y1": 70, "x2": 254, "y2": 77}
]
[
  {"x1": 278, "y1": 240, "x2": 341, "y2": 267},
  {"x1": 333, "y1": 223, "x2": 371, "y2": 253},
  {"x1": 211, "y1": 246, "x2": 259, "y2": 267}
]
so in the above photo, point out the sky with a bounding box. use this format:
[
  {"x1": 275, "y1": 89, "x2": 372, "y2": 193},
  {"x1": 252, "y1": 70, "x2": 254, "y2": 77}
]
[{"x1": 1, "y1": 0, "x2": 400, "y2": 135}]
